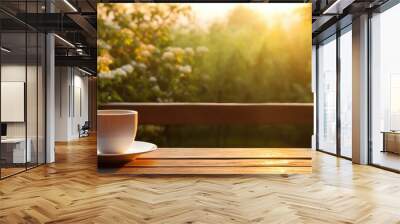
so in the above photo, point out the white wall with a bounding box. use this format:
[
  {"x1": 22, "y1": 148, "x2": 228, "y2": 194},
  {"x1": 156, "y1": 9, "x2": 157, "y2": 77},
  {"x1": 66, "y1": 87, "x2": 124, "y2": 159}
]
[
  {"x1": 55, "y1": 67, "x2": 89, "y2": 141},
  {"x1": 72, "y1": 73, "x2": 89, "y2": 138},
  {"x1": 55, "y1": 66, "x2": 70, "y2": 141}
]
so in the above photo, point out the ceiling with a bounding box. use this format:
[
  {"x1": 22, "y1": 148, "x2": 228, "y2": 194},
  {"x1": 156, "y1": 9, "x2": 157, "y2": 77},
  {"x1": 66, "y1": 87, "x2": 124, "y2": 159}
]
[
  {"x1": 0, "y1": 0, "x2": 96, "y2": 73},
  {"x1": 311, "y1": 0, "x2": 390, "y2": 43}
]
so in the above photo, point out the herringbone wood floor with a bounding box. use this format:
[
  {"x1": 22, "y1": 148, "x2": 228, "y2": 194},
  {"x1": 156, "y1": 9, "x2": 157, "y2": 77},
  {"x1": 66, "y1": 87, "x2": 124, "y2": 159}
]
[{"x1": 1, "y1": 136, "x2": 400, "y2": 224}]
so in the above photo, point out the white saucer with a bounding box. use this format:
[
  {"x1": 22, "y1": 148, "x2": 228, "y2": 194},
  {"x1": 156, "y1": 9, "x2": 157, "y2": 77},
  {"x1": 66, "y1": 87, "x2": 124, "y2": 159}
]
[{"x1": 98, "y1": 141, "x2": 157, "y2": 157}]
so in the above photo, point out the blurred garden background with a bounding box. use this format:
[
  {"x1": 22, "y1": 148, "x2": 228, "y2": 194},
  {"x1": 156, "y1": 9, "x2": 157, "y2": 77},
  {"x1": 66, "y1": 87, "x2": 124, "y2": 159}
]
[{"x1": 97, "y1": 3, "x2": 312, "y2": 147}]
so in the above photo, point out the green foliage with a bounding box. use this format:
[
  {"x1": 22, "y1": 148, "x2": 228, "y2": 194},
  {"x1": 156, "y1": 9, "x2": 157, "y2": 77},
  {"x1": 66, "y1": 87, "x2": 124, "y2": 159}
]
[
  {"x1": 97, "y1": 3, "x2": 312, "y2": 103},
  {"x1": 97, "y1": 4, "x2": 313, "y2": 147}
]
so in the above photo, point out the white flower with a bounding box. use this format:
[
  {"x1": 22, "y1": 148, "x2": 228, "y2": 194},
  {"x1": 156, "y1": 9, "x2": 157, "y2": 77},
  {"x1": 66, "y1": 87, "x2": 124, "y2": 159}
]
[
  {"x1": 146, "y1": 44, "x2": 156, "y2": 51},
  {"x1": 185, "y1": 47, "x2": 194, "y2": 56},
  {"x1": 162, "y1": 51, "x2": 174, "y2": 60},
  {"x1": 178, "y1": 65, "x2": 192, "y2": 74},
  {"x1": 114, "y1": 68, "x2": 127, "y2": 76},
  {"x1": 105, "y1": 20, "x2": 120, "y2": 30},
  {"x1": 122, "y1": 64, "x2": 134, "y2": 73},
  {"x1": 152, "y1": 85, "x2": 160, "y2": 92},
  {"x1": 166, "y1": 47, "x2": 184, "y2": 54},
  {"x1": 98, "y1": 72, "x2": 112, "y2": 79},
  {"x1": 149, "y1": 76, "x2": 157, "y2": 82},
  {"x1": 184, "y1": 65, "x2": 192, "y2": 73},
  {"x1": 172, "y1": 47, "x2": 184, "y2": 54},
  {"x1": 141, "y1": 50, "x2": 151, "y2": 57},
  {"x1": 196, "y1": 46, "x2": 209, "y2": 54},
  {"x1": 97, "y1": 40, "x2": 111, "y2": 50},
  {"x1": 137, "y1": 63, "x2": 147, "y2": 70}
]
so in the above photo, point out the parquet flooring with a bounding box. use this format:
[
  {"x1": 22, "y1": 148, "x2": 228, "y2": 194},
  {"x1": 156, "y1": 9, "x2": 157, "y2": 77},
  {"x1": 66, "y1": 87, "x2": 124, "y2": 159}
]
[{"x1": 1, "y1": 136, "x2": 400, "y2": 223}]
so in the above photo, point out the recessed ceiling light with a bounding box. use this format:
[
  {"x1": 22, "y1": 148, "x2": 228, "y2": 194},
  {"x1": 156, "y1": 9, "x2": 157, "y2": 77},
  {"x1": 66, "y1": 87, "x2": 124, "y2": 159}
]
[
  {"x1": 63, "y1": 0, "x2": 78, "y2": 12},
  {"x1": 78, "y1": 67, "x2": 93, "y2": 76},
  {"x1": 54, "y1": 34, "x2": 75, "y2": 48},
  {"x1": 323, "y1": 0, "x2": 355, "y2": 15},
  {"x1": 1, "y1": 47, "x2": 11, "y2": 53}
]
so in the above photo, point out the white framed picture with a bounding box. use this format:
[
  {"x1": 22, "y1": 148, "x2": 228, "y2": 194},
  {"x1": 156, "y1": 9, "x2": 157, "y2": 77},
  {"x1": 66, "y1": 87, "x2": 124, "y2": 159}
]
[{"x1": 1, "y1": 81, "x2": 25, "y2": 122}]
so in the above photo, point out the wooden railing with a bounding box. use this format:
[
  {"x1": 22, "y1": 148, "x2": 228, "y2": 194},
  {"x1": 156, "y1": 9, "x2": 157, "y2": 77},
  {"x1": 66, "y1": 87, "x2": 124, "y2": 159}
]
[{"x1": 99, "y1": 103, "x2": 313, "y2": 125}]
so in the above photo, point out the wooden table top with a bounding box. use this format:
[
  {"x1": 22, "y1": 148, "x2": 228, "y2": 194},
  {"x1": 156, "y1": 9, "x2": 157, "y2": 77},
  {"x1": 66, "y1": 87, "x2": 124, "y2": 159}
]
[{"x1": 99, "y1": 148, "x2": 312, "y2": 175}]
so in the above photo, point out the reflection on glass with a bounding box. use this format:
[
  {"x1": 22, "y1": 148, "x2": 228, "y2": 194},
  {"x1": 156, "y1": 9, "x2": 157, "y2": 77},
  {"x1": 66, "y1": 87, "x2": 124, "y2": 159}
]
[
  {"x1": 27, "y1": 31, "x2": 38, "y2": 169},
  {"x1": 371, "y1": 3, "x2": 400, "y2": 171},
  {"x1": 340, "y1": 28, "x2": 352, "y2": 158},
  {"x1": 390, "y1": 75, "x2": 400, "y2": 130},
  {"x1": 0, "y1": 1, "x2": 47, "y2": 179},
  {"x1": 318, "y1": 36, "x2": 337, "y2": 154}
]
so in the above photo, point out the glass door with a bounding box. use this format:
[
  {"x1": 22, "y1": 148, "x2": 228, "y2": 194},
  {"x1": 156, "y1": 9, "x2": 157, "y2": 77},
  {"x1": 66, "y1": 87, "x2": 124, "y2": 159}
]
[
  {"x1": 0, "y1": 1, "x2": 46, "y2": 179},
  {"x1": 1, "y1": 30, "x2": 28, "y2": 178}
]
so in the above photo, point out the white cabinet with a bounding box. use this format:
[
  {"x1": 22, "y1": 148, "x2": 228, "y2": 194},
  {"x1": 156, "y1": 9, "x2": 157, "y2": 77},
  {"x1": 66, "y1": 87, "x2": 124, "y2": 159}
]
[{"x1": 1, "y1": 138, "x2": 32, "y2": 163}]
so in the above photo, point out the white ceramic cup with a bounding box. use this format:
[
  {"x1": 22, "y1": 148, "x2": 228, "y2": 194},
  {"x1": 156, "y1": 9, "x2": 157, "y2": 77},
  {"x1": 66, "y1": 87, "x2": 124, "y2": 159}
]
[{"x1": 97, "y1": 110, "x2": 138, "y2": 154}]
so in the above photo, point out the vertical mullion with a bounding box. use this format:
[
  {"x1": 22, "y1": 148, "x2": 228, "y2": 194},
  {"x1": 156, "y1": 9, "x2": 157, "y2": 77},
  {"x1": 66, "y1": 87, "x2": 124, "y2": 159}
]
[
  {"x1": 25, "y1": 0, "x2": 28, "y2": 171},
  {"x1": 60, "y1": 68, "x2": 62, "y2": 117},
  {"x1": 44, "y1": 33, "x2": 47, "y2": 164},
  {"x1": 0, "y1": 21, "x2": 2, "y2": 179},
  {"x1": 336, "y1": 29, "x2": 341, "y2": 157},
  {"x1": 36, "y1": 0, "x2": 39, "y2": 167},
  {"x1": 367, "y1": 11, "x2": 373, "y2": 165},
  {"x1": 73, "y1": 68, "x2": 75, "y2": 118},
  {"x1": 316, "y1": 44, "x2": 320, "y2": 150},
  {"x1": 80, "y1": 88, "x2": 82, "y2": 117},
  {"x1": 44, "y1": 0, "x2": 47, "y2": 164},
  {"x1": 69, "y1": 69, "x2": 71, "y2": 118}
]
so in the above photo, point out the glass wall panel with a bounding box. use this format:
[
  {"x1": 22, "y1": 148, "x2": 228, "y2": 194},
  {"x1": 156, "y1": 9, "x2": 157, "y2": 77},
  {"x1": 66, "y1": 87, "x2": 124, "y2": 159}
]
[
  {"x1": 339, "y1": 28, "x2": 352, "y2": 158},
  {"x1": 371, "y1": 4, "x2": 400, "y2": 171},
  {"x1": 0, "y1": 1, "x2": 46, "y2": 179},
  {"x1": 317, "y1": 36, "x2": 337, "y2": 154},
  {"x1": 26, "y1": 0, "x2": 46, "y2": 169},
  {"x1": 27, "y1": 30, "x2": 38, "y2": 169},
  {"x1": 1, "y1": 30, "x2": 28, "y2": 177}
]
